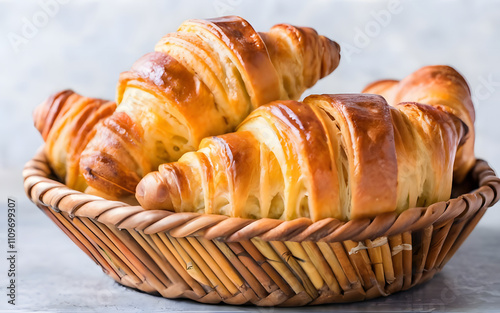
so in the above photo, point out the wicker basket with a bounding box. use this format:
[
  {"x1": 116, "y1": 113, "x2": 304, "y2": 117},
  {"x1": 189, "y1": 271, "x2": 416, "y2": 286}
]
[{"x1": 23, "y1": 147, "x2": 499, "y2": 306}]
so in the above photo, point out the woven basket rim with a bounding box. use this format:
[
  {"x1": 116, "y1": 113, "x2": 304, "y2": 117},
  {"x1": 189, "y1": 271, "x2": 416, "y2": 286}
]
[{"x1": 23, "y1": 147, "x2": 500, "y2": 242}]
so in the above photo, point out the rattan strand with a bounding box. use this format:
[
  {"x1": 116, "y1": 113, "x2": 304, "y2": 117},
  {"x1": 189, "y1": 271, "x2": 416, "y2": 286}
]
[{"x1": 23, "y1": 148, "x2": 500, "y2": 306}]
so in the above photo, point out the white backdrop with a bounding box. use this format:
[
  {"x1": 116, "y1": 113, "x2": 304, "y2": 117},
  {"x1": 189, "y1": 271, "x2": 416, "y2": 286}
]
[
  {"x1": 0, "y1": 0, "x2": 500, "y2": 312},
  {"x1": 0, "y1": 1, "x2": 499, "y2": 311}
]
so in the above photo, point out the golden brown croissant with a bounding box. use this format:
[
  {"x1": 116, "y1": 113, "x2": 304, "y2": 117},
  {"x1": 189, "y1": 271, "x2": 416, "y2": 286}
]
[
  {"x1": 33, "y1": 90, "x2": 116, "y2": 191},
  {"x1": 362, "y1": 65, "x2": 475, "y2": 182},
  {"x1": 75, "y1": 16, "x2": 341, "y2": 198},
  {"x1": 136, "y1": 94, "x2": 467, "y2": 221}
]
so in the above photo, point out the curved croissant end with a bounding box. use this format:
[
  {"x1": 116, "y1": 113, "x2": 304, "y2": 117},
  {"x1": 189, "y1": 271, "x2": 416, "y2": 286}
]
[
  {"x1": 136, "y1": 94, "x2": 467, "y2": 221},
  {"x1": 33, "y1": 90, "x2": 116, "y2": 191},
  {"x1": 363, "y1": 65, "x2": 475, "y2": 182},
  {"x1": 259, "y1": 23, "x2": 341, "y2": 100},
  {"x1": 81, "y1": 15, "x2": 340, "y2": 198}
]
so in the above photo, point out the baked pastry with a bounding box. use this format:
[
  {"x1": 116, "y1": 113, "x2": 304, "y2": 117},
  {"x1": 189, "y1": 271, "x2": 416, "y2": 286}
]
[
  {"x1": 33, "y1": 90, "x2": 116, "y2": 192},
  {"x1": 81, "y1": 16, "x2": 340, "y2": 198},
  {"x1": 34, "y1": 16, "x2": 341, "y2": 198},
  {"x1": 136, "y1": 94, "x2": 468, "y2": 221},
  {"x1": 362, "y1": 65, "x2": 475, "y2": 182}
]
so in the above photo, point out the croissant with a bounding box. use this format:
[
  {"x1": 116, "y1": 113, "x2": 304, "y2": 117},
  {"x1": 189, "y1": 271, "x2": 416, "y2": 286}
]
[
  {"x1": 33, "y1": 90, "x2": 116, "y2": 192},
  {"x1": 362, "y1": 65, "x2": 475, "y2": 182},
  {"x1": 32, "y1": 16, "x2": 340, "y2": 199},
  {"x1": 136, "y1": 94, "x2": 468, "y2": 221}
]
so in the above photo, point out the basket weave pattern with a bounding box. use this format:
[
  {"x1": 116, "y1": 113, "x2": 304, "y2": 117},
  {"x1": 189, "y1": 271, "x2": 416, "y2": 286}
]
[{"x1": 23, "y1": 148, "x2": 500, "y2": 306}]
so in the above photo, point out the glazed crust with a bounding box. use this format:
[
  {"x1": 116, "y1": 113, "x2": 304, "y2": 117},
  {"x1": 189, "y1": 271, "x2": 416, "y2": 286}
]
[
  {"x1": 306, "y1": 94, "x2": 398, "y2": 220},
  {"x1": 33, "y1": 90, "x2": 116, "y2": 191},
  {"x1": 363, "y1": 65, "x2": 474, "y2": 182},
  {"x1": 136, "y1": 94, "x2": 467, "y2": 221},
  {"x1": 77, "y1": 16, "x2": 340, "y2": 198}
]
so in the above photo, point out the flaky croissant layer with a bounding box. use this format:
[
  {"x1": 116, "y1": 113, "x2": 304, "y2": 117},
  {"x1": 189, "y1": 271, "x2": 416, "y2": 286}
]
[
  {"x1": 363, "y1": 65, "x2": 475, "y2": 182},
  {"x1": 33, "y1": 90, "x2": 116, "y2": 192},
  {"x1": 136, "y1": 94, "x2": 467, "y2": 221},
  {"x1": 34, "y1": 16, "x2": 340, "y2": 199},
  {"x1": 34, "y1": 16, "x2": 340, "y2": 198}
]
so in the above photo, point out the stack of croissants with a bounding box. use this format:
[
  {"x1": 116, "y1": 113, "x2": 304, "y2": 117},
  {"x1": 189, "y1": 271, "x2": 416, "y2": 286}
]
[{"x1": 34, "y1": 16, "x2": 476, "y2": 222}]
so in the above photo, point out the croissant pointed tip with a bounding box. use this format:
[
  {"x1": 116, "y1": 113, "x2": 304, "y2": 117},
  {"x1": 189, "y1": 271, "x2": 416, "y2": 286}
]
[
  {"x1": 136, "y1": 172, "x2": 174, "y2": 211},
  {"x1": 136, "y1": 181, "x2": 145, "y2": 199},
  {"x1": 321, "y1": 37, "x2": 341, "y2": 78}
]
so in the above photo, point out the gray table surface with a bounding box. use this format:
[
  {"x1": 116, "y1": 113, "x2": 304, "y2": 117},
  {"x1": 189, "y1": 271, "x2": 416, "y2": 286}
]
[{"x1": 1, "y1": 0, "x2": 500, "y2": 312}]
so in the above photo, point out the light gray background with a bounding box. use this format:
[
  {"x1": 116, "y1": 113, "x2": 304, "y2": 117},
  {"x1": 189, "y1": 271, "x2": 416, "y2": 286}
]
[{"x1": 0, "y1": 0, "x2": 499, "y2": 312}]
